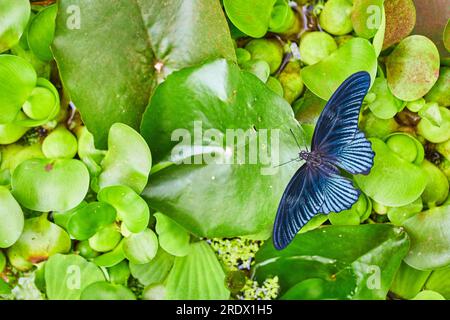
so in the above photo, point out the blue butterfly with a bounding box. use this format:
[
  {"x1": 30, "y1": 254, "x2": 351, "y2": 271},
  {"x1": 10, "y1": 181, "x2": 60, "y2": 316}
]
[{"x1": 273, "y1": 71, "x2": 375, "y2": 250}]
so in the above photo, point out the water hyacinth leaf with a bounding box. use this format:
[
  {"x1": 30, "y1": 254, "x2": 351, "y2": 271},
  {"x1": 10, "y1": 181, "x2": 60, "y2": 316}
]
[
  {"x1": 411, "y1": 290, "x2": 445, "y2": 300},
  {"x1": 385, "y1": 133, "x2": 424, "y2": 165},
  {"x1": 45, "y1": 254, "x2": 105, "y2": 300},
  {"x1": 66, "y1": 202, "x2": 117, "y2": 240},
  {"x1": 52, "y1": 201, "x2": 87, "y2": 231},
  {"x1": 108, "y1": 260, "x2": 130, "y2": 285},
  {"x1": 382, "y1": 0, "x2": 416, "y2": 49},
  {"x1": 302, "y1": 38, "x2": 377, "y2": 100},
  {"x1": 97, "y1": 185, "x2": 150, "y2": 234},
  {"x1": 98, "y1": 123, "x2": 151, "y2": 194},
  {"x1": 0, "y1": 186, "x2": 24, "y2": 248},
  {"x1": 367, "y1": 78, "x2": 403, "y2": 120},
  {"x1": 140, "y1": 59, "x2": 301, "y2": 239},
  {"x1": 351, "y1": 0, "x2": 384, "y2": 39},
  {"x1": 11, "y1": 158, "x2": 90, "y2": 212},
  {"x1": 129, "y1": 249, "x2": 175, "y2": 286},
  {"x1": 254, "y1": 224, "x2": 409, "y2": 299},
  {"x1": 0, "y1": 143, "x2": 44, "y2": 172},
  {"x1": 80, "y1": 282, "x2": 135, "y2": 300},
  {"x1": 0, "y1": 55, "x2": 37, "y2": 124},
  {"x1": 53, "y1": 0, "x2": 235, "y2": 148},
  {"x1": 93, "y1": 239, "x2": 126, "y2": 268},
  {"x1": 16, "y1": 78, "x2": 60, "y2": 127},
  {"x1": 27, "y1": 4, "x2": 57, "y2": 61},
  {"x1": 420, "y1": 160, "x2": 449, "y2": 207},
  {"x1": 0, "y1": 0, "x2": 30, "y2": 53},
  {"x1": 355, "y1": 138, "x2": 427, "y2": 207},
  {"x1": 166, "y1": 241, "x2": 230, "y2": 300},
  {"x1": 390, "y1": 262, "x2": 431, "y2": 299},
  {"x1": 319, "y1": 0, "x2": 353, "y2": 36},
  {"x1": 89, "y1": 224, "x2": 122, "y2": 253},
  {"x1": 6, "y1": 214, "x2": 71, "y2": 271},
  {"x1": 403, "y1": 205, "x2": 450, "y2": 270},
  {"x1": 155, "y1": 213, "x2": 190, "y2": 257},
  {"x1": 417, "y1": 107, "x2": 450, "y2": 143},
  {"x1": 143, "y1": 284, "x2": 166, "y2": 300},
  {"x1": 42, "y1": 126, "x2": 78, "y2": 159},
  {"x1": 123, "y1": 229, "x2": 158, "y2": 265},
  {"x1": 223, "y1": 0, "x2": 275, "y2": 38},
  {"x1": 0, "y1": 112, "x2": 29, "y2": 145},
  {"x1": 386, "y1": 35, "x2": 440, "y2": 101},
  {"x1": 0, "y1": 251, "x2": 5, "y2": 272},
  {"x1": 425, "y1": 268, "x2": 450, "y2": 299},
  {"x1": 425, "y1": 67, "x2": 450, "y2": 107},
  {"x1": 387, "y1": 197, "x2": 422, "y2": 226},
  {"x1": 372, "y1": 5, "x2": 386, "y2": 56}
]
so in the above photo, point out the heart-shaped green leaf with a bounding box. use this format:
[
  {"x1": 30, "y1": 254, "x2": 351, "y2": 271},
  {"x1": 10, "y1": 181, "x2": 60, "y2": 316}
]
[
  {"x1": 254, "y1": 224, "x2": 409, "y2": 299},
  {"x1": 141, "y1": 59, "x2": 301, "y2": 239},
  {"x1": 53, "y1": 0, "x2": 235, "y2": 148},
  {"x1": 45, "y1": 254, "x2": 105, "y2": 300},
  {"x1": 0, "y1": 186, "x2": 24, "y2": 248},
  {"x1": 155, "y1": 213, "x2": 190, "y2": 257},
  {"x1": 97, "y1": 185, "x2": 150, "y2": 234},
  {"x1": 355, "y1": 138, "x2": 427, "y2": 207},
  {"x1": 98, "y1": 123, "x2": 151, "y2": 194},
  {"x1": 386, "y1": 35, "x2": 440, "y2": 101},
  {"x1": 302, "y1": 38, "x2": 377, "y2": 100},
  {"x1": 80, "y1": 282, "x2": 135, "y2": 300},
  {"x1": 165, "y1": 241, "x2": 230, "y2": 300},
  {"x1": 0, "y1": 0, "x2": 30, "y2": 53},
  {"x1": 7, "y1": 214, "x2": 71, "y2": 271},
  {"x1": 223, "y1": 0, "x2": 275, "y2": 38},
  {"x1": 129, "y1": 249, "x2": 175, "y2": 286},
  {"x1": 403, "y1": 205, "x2": 450, "y2": 270},
  {"x1": 11, "y1": 158, "x2": 90, "y2": 212},
  {"x1": 67, "y1": 202, "x2": 117, "y2": 240}
]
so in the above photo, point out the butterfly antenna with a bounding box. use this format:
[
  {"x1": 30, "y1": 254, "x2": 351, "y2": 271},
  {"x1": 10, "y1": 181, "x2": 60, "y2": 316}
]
[
  {"x1": 289, "y1": 128, "x2": 302, "y2": 151},
  {"x1": 291, "y1": 126, "x2": 310, "y2": 152},
  {"x1": 274, "y1": 158, "x2": 300, "y2": 168}
]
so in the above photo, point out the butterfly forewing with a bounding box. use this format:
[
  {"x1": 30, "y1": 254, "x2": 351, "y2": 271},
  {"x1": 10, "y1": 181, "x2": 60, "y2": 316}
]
[{"x1": 312, "y1": 72, "x2": 374, "y2": 175}]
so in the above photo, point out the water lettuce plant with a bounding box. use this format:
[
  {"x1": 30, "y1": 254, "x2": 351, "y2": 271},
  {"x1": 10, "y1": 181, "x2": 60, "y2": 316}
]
[{"x1": 0, "y1": 0, "x2": 449, "y2": 301}]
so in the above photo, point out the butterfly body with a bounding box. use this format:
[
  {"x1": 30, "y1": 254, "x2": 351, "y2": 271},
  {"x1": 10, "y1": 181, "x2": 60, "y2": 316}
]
[{"x1": 273, "y1": 71, "x2": 375, "y2": 250}]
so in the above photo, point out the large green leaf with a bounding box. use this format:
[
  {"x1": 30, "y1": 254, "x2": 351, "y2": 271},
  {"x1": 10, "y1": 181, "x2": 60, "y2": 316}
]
[
  {"x1": 45, "y1": 254, "x2": 105, "y2": 300},
  {"x1": 403, "y1": 205, "x2": 450, "y2": 270},
  {"x1": 141, "y1": 59, "x2": 301, "y2": 239},
  {"x1": 355, "y1": 138, "x2": 427, "y2": 207},
  {"x1": 53, "y1": 0, "x2": 235, "y2": 148},
  {"x1": 302, "y1": 38, "x2": 377, "y2": 100},
  {"x1": 0, "y1": 0, "x2": 30, "y2": 53},
  {"x1": 254, "y1": 224, "x2": 410, "y2": 299},
  {"x1": 165, "y1": 241, "x2": 230, "y2": 300}
]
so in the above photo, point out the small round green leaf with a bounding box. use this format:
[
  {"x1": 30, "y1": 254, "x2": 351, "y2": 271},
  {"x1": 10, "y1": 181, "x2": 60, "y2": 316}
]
[
  {"x1": 386, "y1": 35, "x2": 440, "y2": 101},
  {"x1": 98, "y1": 123, "x2": 151, "y2": 194},
  {"x1": 12, "y1": 158, "x2": 90, "y2": 212}
]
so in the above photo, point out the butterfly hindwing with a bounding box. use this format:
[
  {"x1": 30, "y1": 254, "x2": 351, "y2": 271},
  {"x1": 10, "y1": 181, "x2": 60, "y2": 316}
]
[
  {"x1": 312, "y1": 72, "x2": 374, "y2": 175},
  {"x1": 273, "y1": 163, "x2": 359, "y2": 250}
]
